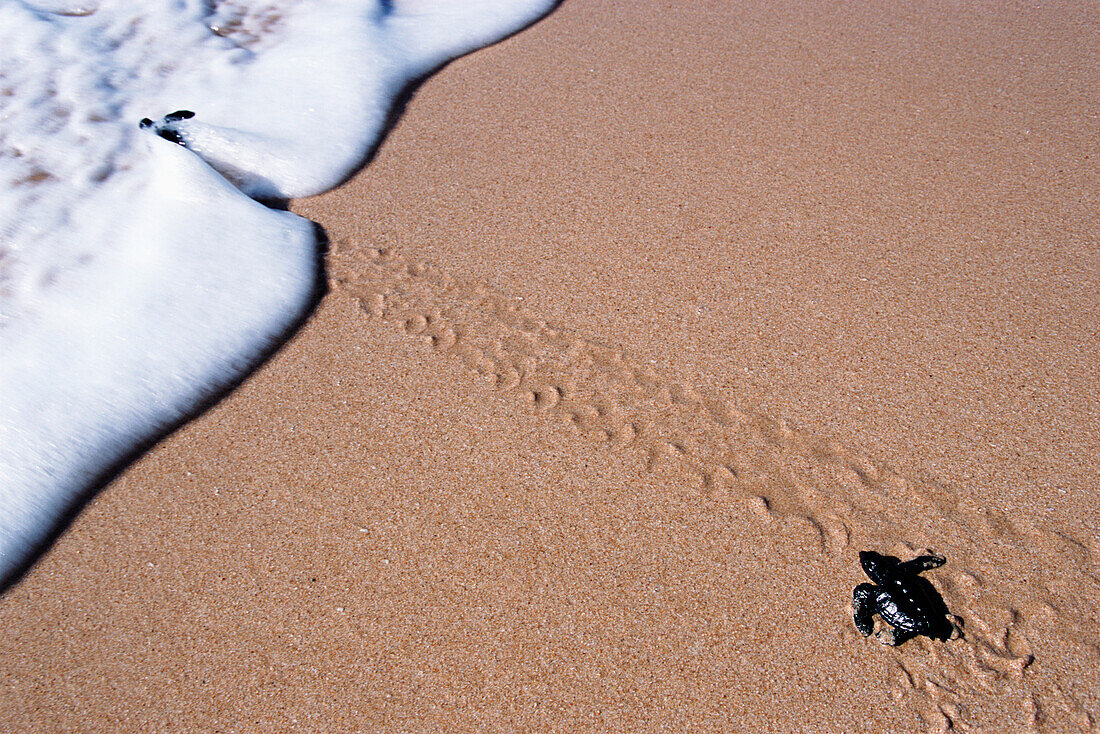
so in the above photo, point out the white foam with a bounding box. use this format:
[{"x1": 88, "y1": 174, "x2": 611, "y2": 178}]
[{"x1": 0, "y1": 0, "x2": 556, "y2": 584}]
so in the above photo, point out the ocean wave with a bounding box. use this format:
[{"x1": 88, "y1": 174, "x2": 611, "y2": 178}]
[{"x1": 0, "y1": 0, "x2": 557, "y2": 587}]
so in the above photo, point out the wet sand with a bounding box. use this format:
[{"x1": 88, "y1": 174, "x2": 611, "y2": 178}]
[{"x1": 2, "y1": 0, "x2": 1098, "y2": 731}]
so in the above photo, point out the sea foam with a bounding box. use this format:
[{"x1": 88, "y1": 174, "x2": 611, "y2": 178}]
[{"x1": 0, "y1": 0, "x2": 557, "y2": 586}]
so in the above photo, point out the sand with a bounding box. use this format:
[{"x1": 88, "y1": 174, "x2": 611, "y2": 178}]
[{"x1": 2, "y1": 0, "x2": 1098, "y2": 731}]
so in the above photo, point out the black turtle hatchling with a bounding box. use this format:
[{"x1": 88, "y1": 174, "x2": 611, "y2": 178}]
[
  {"x1": 853, "y1": 550, "x2": 956, "y2": 646},
  {"x1": 138, "y1": 110, "x2": 194, "y2": 145}
]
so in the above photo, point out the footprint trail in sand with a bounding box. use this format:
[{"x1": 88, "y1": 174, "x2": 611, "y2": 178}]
[{"x1": 328, "y1": 239, "x2": 1099, "y2": 732}]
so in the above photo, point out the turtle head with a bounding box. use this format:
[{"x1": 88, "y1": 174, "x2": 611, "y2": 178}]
[{"x1": 859, "y1": 550, "x2": 900, "y2": 585}]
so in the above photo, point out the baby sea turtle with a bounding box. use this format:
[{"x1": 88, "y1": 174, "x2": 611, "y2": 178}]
[
  {"x1": 853, "y1": 550, "x2": 956, "y2": 646},
  {"x1": 138, "y1": 109, "x2": 194, "y2": 145}
]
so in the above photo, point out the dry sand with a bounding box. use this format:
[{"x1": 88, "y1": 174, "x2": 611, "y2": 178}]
[{"x1": 2, "y1": 0, "x2": 1098, "y2": 731}]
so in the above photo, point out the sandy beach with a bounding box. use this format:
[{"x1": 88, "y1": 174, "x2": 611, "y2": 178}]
[{"x1": 1, "y1": 0, "x2": 1097, "y2": 731}]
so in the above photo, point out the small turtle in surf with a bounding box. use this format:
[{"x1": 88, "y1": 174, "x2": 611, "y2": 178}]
[
  {"x1": 853, "y1": 550, "x2": 957, "y2": 646},
  {"x1": 139, "y1": 109, "x2": 194, "y2": 145}
]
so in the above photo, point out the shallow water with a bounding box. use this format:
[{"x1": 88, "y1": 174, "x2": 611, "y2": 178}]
[{"x1": 0, "y1": 0, "x2": 557, "y2": 585}]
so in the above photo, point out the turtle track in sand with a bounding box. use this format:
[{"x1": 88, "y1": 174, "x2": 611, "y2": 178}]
[{"x1": 328, "y1": 239, "x2": 1099, "y2": 732}]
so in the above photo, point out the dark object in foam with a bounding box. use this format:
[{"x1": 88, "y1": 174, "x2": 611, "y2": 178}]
[{"x1": 138, "y1": 110, "x2": 194, "y2": 146}]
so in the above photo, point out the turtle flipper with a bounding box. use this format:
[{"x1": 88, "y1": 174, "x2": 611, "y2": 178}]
[
  {"x1": 882, "y1": 627, "x2": 918, "y2": 647},
  {"x1": 853, "y1": 583, "x2": 879, "y2": 636},
  {"x1": 900, "y1": 552, "x2": 946, "y2": 574}
]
